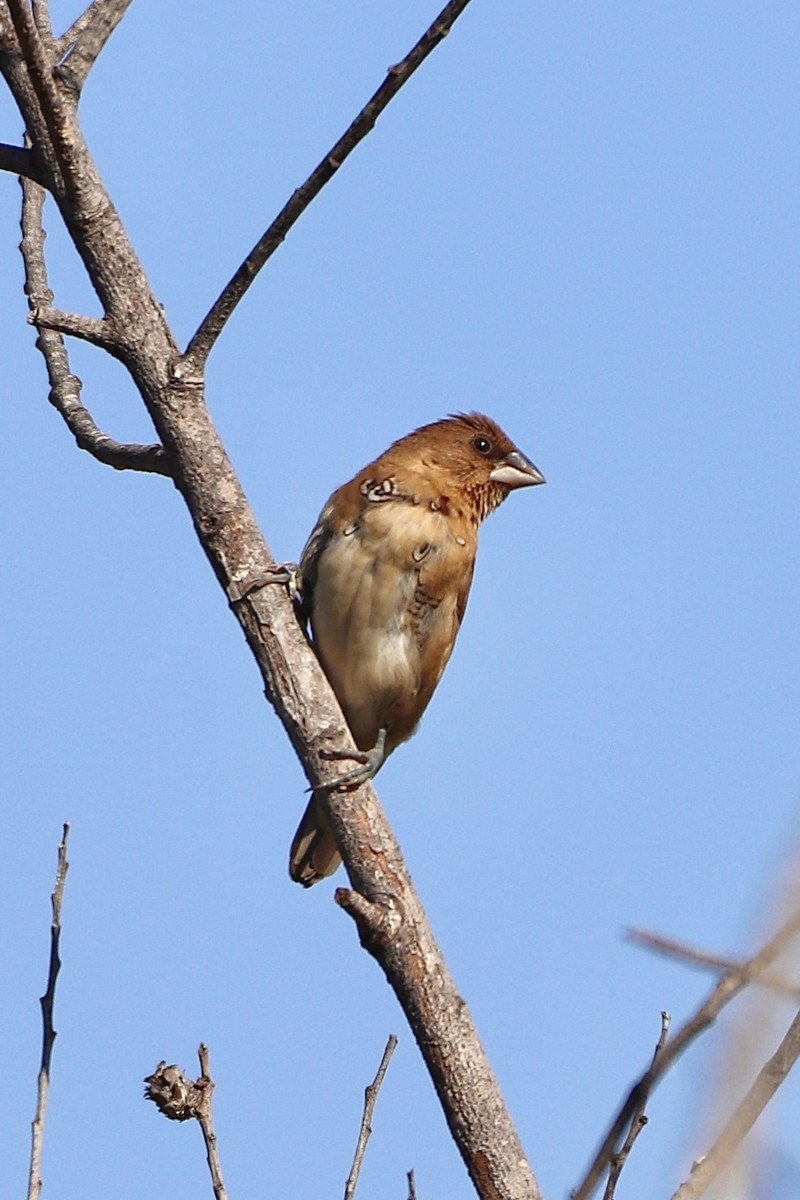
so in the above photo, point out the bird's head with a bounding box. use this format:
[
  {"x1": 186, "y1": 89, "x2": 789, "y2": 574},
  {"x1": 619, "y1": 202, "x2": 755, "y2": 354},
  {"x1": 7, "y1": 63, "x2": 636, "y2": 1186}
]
[{"x1": 394, "y1": 412, "x2": 545, "y2": 522}]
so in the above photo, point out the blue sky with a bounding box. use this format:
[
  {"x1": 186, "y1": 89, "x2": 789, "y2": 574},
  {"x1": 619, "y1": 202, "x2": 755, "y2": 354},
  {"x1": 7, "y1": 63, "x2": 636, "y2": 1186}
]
[{"x1": 2, "y1": 3, "x2": 800, "y2": 1198}]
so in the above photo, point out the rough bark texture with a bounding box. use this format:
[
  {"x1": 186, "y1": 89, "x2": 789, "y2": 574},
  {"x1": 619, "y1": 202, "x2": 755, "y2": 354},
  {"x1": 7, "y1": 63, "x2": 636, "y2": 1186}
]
[{"x1": 1, "y1": 5, "x2": 540, "y2": 1197}]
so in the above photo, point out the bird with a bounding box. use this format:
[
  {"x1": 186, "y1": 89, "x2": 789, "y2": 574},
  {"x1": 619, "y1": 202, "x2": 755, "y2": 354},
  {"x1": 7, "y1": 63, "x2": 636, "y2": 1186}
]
[{"x1": 289, "y1": 411, "x2": 545, "y2": 886}]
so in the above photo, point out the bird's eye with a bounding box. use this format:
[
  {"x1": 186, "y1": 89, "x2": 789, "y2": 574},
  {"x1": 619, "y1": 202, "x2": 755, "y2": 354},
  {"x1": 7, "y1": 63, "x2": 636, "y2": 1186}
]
[{"x1": 472, "y1": 436, "x2": 493, "y2": 456}]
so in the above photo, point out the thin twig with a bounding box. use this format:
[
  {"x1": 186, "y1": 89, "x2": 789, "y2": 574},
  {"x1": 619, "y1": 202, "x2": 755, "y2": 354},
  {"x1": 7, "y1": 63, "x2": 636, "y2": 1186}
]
[
  {"x1": 195, "y1": 1044, "x2": 228, "y2": 1200},
  {"x1": 601, "y1": 1012, "x2": 669, "y2": 1200},
  {"x1": 27, "y1": 823, "x2": 70, "y2": 1200},
  {"x1": 670, "y1": 1005, "x2": 800, "y2": 1200},
  {"x1": 407, "y1": 1168, "x2": 417, "y2": 1200},
  {"x1": 344, "y1": 1035, "x2": 399, "y2": 1200},
  {"x1": 19, "y1": 172, "x2": 172, "y2": 475},
  {"x1": 55, "y1": 0, "x2": 133, "y2": 93},
  {"x1": 182, "y1": 0, "x2": 473, "y2": 370},
  {"x1": 628, "y1": 927, "x2": 800, "y2": 996},
  {"x1": 572, "y1": 910, "x2": 800, "y2": 1200}
]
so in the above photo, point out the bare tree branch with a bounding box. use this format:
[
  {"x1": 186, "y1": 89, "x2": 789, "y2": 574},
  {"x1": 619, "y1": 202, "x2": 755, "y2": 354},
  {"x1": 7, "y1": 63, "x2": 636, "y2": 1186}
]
[
  {"x1": 31, "y1": 0, "x2": 53, "y2": 44},
  {"x1": 5, "y1": 0, "x2": 67, "y2": 150},
  {"x1": 195, "y1": 1044, "x2": 228, "y2": 1200},
  {"x1": 27, "y1": 823, "x2": 70, "y2": 1200},
  {"x1": 572, "y1": 911, "x2": 800, "y2": 1200},
  {"x1": 407, "y1": 1169, "x2": 417, "y2": 1200},
  {"x1": 670, "y1": 1005, "x2": 800, "y2": 1200},
  {"x1": 28, "y1": 305, "x2": 120, "y2": 349},
  {"x1": 0, "y1": 8, "x2": 63, "y2": 192},
  {"x1": 55, "y1": 0, "x2": 133, "y2": 94},
  {"x1": 345, "y1": 1035, "x2": 398, "y2": 1200},
  {"x1": 52, "y1": 1, "x2": 97, "y2": 58},
  {"x1": 182, "y1": 0, "x2": 474, "y2": 371},
  {"x1": 19, "y1": 173, "x2": 171, "y2": 474},
  {"x1": 0, "y1": 140, "x2": 46, "y2": 181}
]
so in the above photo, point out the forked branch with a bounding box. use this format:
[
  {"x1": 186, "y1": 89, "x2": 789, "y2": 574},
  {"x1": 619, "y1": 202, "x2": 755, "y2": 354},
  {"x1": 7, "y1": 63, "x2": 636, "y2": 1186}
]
[
  {"x1": 19, "y1": 173, "x2": 171, "y2": 474},
  {"x1": 55, "y1": 0, "x2": 133, "y2": 93}
]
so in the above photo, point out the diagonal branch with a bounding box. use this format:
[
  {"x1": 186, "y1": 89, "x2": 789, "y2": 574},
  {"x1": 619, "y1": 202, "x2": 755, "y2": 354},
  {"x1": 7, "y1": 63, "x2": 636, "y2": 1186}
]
[
  {"x1": 0, "y1": 8, "x2": 62, "y2": 192},
  {"x1": 55, "y1": 0, "x2": 133, "y2": 94},
  {"x1": 182, "y1": 0, "x2": 473, "y2": 371},
  {"x1": 20, "y1": 173, "x2": 172, "y2": 475},
  {"x1": 344, "y1": 1035, "x2": 398, "y2": 1200},
  {"x1": 6, "y1": 0, "x2": 65, "y2": 140}
]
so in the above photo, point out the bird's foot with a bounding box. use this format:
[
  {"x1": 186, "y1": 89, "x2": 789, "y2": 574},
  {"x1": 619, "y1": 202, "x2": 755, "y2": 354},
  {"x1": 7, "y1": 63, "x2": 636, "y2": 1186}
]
[
  {"x1": 227, "y1": 562, "x2": 303, "y2": 605},
  {"x1": 318, "y1": 728, "x2": 388, "y2": 792}
]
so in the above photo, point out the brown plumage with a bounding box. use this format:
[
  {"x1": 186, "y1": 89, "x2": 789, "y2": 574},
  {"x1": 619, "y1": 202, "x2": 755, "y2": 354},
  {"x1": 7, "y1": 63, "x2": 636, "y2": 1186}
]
[{"x1": 289, "y1": 412, "x2": 545, "y2": 886}]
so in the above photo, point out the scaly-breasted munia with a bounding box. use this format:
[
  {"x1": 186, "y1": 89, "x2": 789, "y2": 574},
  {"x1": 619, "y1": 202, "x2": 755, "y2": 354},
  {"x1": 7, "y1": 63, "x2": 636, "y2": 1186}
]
[{"x1": 290, "y1": 412, "x2": 544, "y2": 885}]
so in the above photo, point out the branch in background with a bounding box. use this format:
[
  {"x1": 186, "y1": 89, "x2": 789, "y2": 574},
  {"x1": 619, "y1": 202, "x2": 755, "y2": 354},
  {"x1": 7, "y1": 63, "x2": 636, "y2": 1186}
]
[
  {"x1": 182, "y1": 0, "x2": 474, "y2": 370},
  {"x1": 27, "y1": 824, "x2": 70, "y2": 1200},
  {"x1": 19, "y1": 173, "x2": 172, "y2": 475},
  {"x1": 344, "y1": 1035, "x2": 398, "y2": 1200},
  {"x1": 407, "y1": 1169, "x2": 417, "y2": 1200},
  {"x1": 628, "y1": 927, "x2": 800, "y2": 997},
  {"x1": 55, "y1": 0, "x2": 133, "y2": 94},
  {"x1": 144, "y1": 1045, "x2": 228, "y2": 1200},
  {"x1": 572, "y1": 910, "x2": 800, "y2": 1200},
  {"x1": 670, "y1": 1005, "x2": 800, "y2": 1200}
]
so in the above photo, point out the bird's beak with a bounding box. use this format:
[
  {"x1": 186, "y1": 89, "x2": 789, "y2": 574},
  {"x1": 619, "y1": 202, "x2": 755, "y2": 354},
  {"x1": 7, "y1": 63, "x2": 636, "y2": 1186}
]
[{"x1": 490, "y1": 450, "x2": 546, "y2": 489}]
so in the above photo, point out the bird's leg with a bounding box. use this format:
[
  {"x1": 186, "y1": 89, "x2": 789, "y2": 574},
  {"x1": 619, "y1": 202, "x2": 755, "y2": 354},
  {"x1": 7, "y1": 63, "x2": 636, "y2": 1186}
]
[{"x1": 317, "y1": 727, "x2": 388, "y2": 792}]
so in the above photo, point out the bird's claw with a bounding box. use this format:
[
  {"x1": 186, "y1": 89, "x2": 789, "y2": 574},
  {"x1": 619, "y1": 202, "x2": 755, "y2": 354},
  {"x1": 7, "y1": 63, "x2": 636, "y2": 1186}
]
[
  {"x1": 227, "y1": 562, "x2": 303, "y2": 605},
  {"x1": 317, "y1": 728, "x2": 388, "y2": 792}
]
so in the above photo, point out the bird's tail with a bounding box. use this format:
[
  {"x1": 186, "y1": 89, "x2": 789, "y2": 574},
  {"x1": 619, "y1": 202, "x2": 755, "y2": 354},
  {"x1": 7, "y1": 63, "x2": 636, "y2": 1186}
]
[{"x1": 289, "y1": 794, "x2": 341, "y2": 886}]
